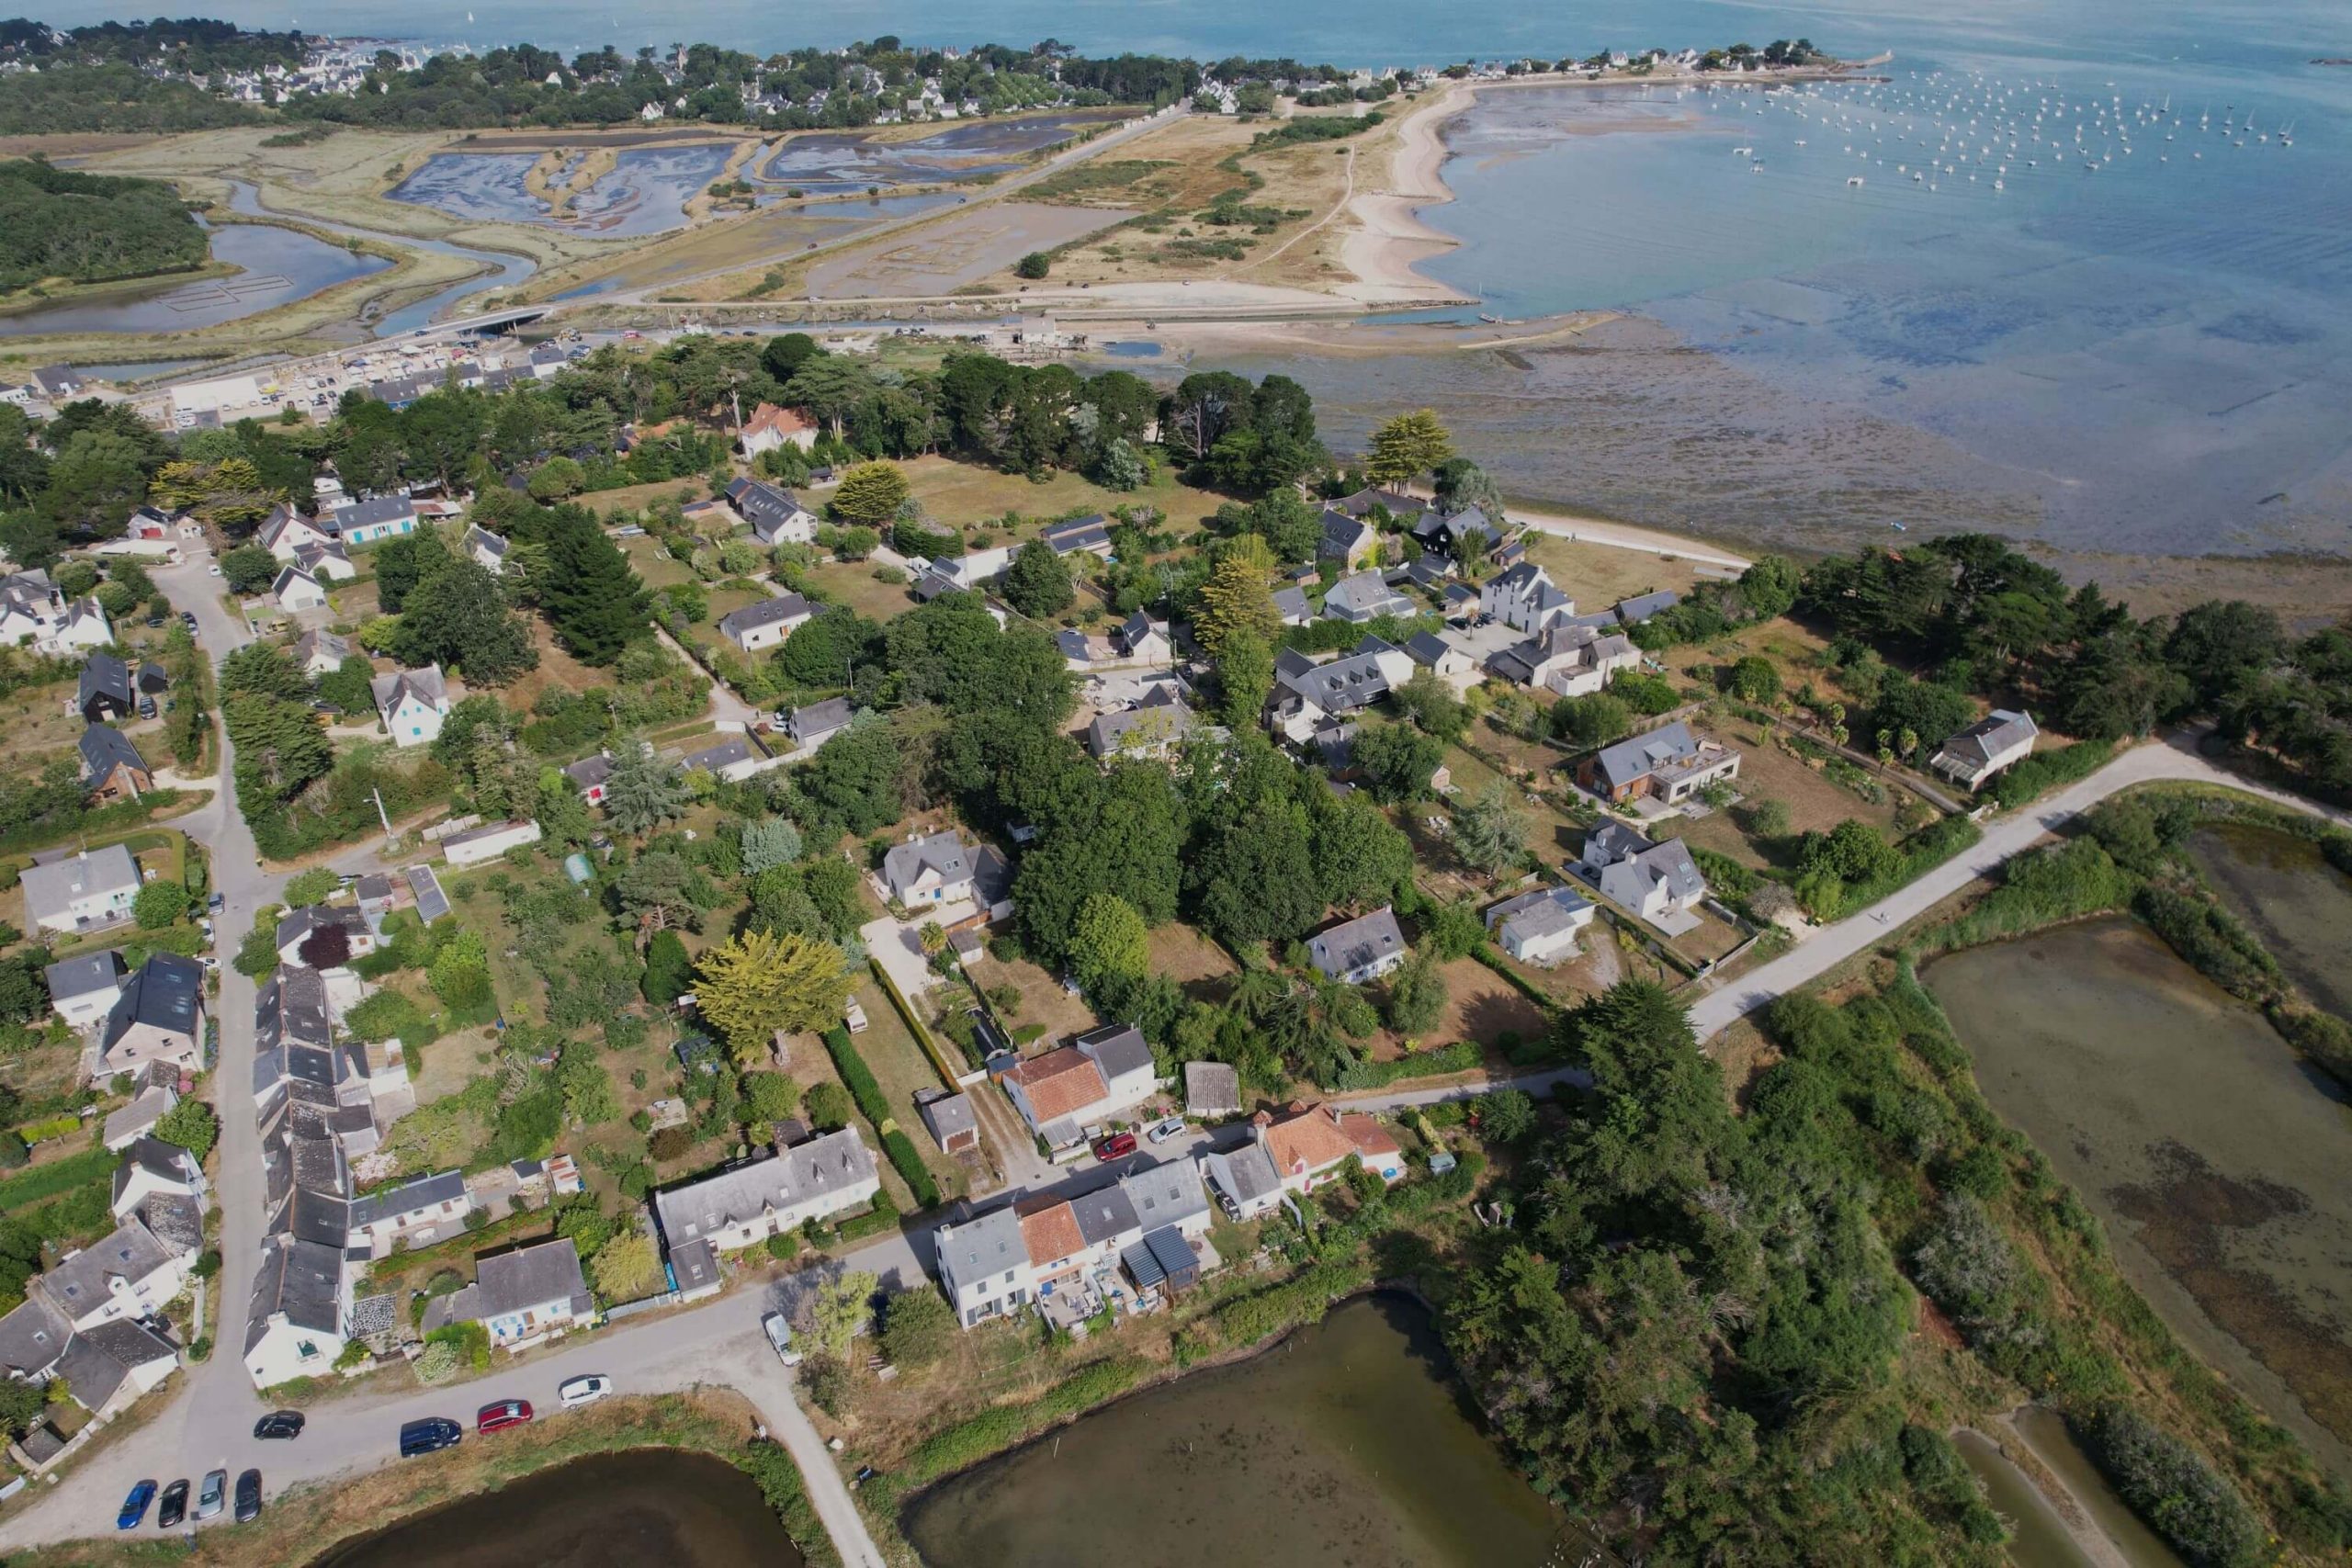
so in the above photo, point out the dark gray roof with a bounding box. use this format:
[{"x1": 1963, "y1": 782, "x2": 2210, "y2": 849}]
[
  {"x1": 718, "y1": 592, "x2": 812, "y2": 638},
  {"x1": 1322, "y1": 570, "x2": 1413, "y2": 620},
  {"x1": 1270, "y1": 585, "x2": 1311, "y2": 622},
  {"x1": 1039, "y1": 514, "x2": 1111, "y2": 553},
  {"x1": 678, "y1": 736, "x2": 754, "y2": 773},
  {"x1": 936, "y1": 1204, "x2": 1024, "y2": 1290},
  {"x1": 1216, "y1": 1140, "x2": 1283, "y2": 1205},
  {"x1": 81, "y1": 652, "x2": 133, "y2": 709},
  {"x1": 260, "y1": 966, "x2": 334, "y2": 1053},
  {"x1": 970, "y1": 843, "x2": 1013, "y2": 908},
  {"x1": 670, "y1": 1236, "x2": 720, "y2": 1295},
  {"x1": 1339, "y1": 487, "x2": 1424, "y2": 521},
  {"x1": 1276, "y1": 641, "x2": 1398, "y2": 715},
  {"x1": 562, "y1": 752, "x2": 613, "y2": 789},
  {"x1": 464, "y1": 525, "x2": 509, "y2": 558},
  {"x1": 1612, "y1": 589, "x2": 1680, "y2": 624},
  {"x1": 1938, "y1": 709, "x2": 2039, "y2": 768},
  {"x1": 277, "y1": 904, "x2": 368, "y2": 954},
  {"x1": 135, "y1": 1190, "x2": 203, "y2": 1256},
  {"x1": 370, "y1": 663, "x2": 447, "y2": 717},
  {"x1": 883, "y1": 829, "x2": 973, "y2": 898},
  {"x1": 1088, "y1": 697, "x2": 1195, "y2": 757},
  {"x1": 101, "y1": 953, "x2": 204, "y2": 1051},
  {"x1": 474, "y1": 1237, "x2": 591, "y2": 1320},
  {"x1": 1075, "y1": 1022, "x2": 1154, "y2": 1083},
  {"x1": 1319, "y1": 507, "x2": 1375, "y2": 556},
  {"x1": 46, "y1": 948, "x2": 125, "y2": 1002},
  {"x1": 78, "y1": 724, "x2": 146, "y2": 788},
  {"x1": 334, "y1": 493, "x2": 416, "y2": 528},
  {"x1": 113, "y1": 1135, "x2": 198, "y2": 1200},
  {"x1": 43, "y1": 1215, "x2": 176, "y2": 1314},
  {"x1": 102, "y1": 1085, "x2": 174, "y2": 1146},
  {"x1": 271, "y1": 564, "x2": 323, "y2": 599},
  {"x1": 1118, "y1": 1159, "x2": 1209, "y2": 1230},
  {"x1": 1582, "y1": 818, "x2": 1654, "y2": 867},
  {"x1": 724, "y1": 478, "x2": 812, "y2": 540},
  {"x1": 243, "y1": 1236, "x2": 345, "y2": 1351},
  {"x1": 1488, "y1": 886, "x2": 1595, "y2": 943},
  {"x1": 918, "y1": 1091, "x2": 977, "y2": 1145},
  {"x1": 284, "y1": 1186, "x2": 354, "y2": 1249},
  {"x1": 1121, "y1": 1224, "x2": 1196, "y2": 1290},
  {"x1": 0, "y1": 1295, "x2": 72, "y2": 1378},
  {"x1": 63, "y1": 1318, "x2": 176, "y2": 1407},
  {"x1": 1589, "y1": 721, "x2": 1704, "y2": 795},
  {"x1": 1306, "y1": 907, "x2": 1407, "y2": 979},
  {"x1": 1596, "y1": 835, "x2": 1707, "y2": 908},
  {"x1": 355, "y1": 873, "x2": 393, "y2": 903},
  {"x1": 21, "y1": 844, "x2": 140, "y2": 929},
  {"x1": 1069, "y1": 1184, "x2": 1140, "y2": 1247},
  {"x1": 349, "y1": 1168, "x2": 467, "y2": 1228},
  {"x1": 787, "y1": 696, "x2": 854, "y2": 741},
  {"x1": 1404, "y1": 631, "x2": 1455, "y2": 667},
  {"x1": 289, "y1": 1131, "x2": 347, "y2": 1197}
]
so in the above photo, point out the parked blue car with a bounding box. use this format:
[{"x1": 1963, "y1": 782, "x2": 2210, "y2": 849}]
[{"x1": 117, "y1": 1479, "x2": 157, "y2": 1530}]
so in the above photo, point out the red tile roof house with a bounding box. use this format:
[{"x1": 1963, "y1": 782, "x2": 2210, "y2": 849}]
[
  {"x1": 998, "y1": 1024, "x2": 1160, "y2": 1149},
  {"x1": 739, "y1": 402, "x2": 818, "y2": 458},
  {"x1": 1257, "y1": 1102, "x2": 1407, "y2": 1196}
]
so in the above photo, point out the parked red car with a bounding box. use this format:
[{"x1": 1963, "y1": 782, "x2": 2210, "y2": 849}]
[
  {"x1": 1091, "y1": 1131, "x2": 1137, "y2": 1162},
  {"x1": 476, "y1": 1399, "x2": 534, "y2": 1435}
]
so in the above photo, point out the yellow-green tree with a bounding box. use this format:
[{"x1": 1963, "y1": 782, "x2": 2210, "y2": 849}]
[
  {"x1": 589, "y1": 1232, "x2": 662, "y2": 1303},
  {"x1": 1193, "y1": 535, "x2": 1280, "y2": 660},
  {"x1": 1364, "y1": 410, "x2": 1453, "y2": 487},
  {"x1": 694, "y1": 930, "x2": 854, "y2": 1062},
  {"x1": 830, "y1": 460, "x2": 910, "y2": 525},
  {"x1": 151, "y1": 457, "x2": 280, "y2": 527}
]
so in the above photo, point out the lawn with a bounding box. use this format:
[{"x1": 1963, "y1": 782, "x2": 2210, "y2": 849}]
[
  {"x1": 964, "y1": 951, "x2": 1097, "y2": 1048},
  {"x1": 1355, "y1": 955, "x2": 1549, "y2": 1068},
  {"x1": 1520, "y1": 532, "x2": 1707, "y2": 615},
  {"x1": 898, "y1": 454, "x2": 1234, "y2": 535},
  {"x1": 0, "y1": 680, "x2": 85, "y2": 754},
  {"x1": 833, "y1": 976, "x2": 966, "y2": 1201},
  {"x1": 619, "y1": 531, "x2": 698, "y2": 591},
  {"x1": 504, "y1": 617, "x2": 610, "y2": 714},
  {"x1": 801, "y1": 558, "x2": 920, "y2": 624},
  {"x1": 1145, "y1": 921, "x2": 1238, "y2": 1003},
  {"x1": 1675, "y1": 716, "x2": 1906, "y2": 874}
]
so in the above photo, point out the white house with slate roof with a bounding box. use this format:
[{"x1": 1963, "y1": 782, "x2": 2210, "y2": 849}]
[
  {"x1": 348, "y1": 1169, "x2": 475, "y2": 1258},
  {"x1": 372, "y1": 663, "x2": 451, "y2": 747},
  {"x1": 723, "y1": 478, "x2": 818, "y2": 546},
  {"x1": 1306, "y1": 906, "x2": 1408, "y2": 984},
  {"x1": 1579, "y1": 720, "x2": 1741, "y2": 806},
  {"x1": 1486, "y1": 886, "x2": 1597, "y2": 965},
  {"x1": 22, "y1": 844, "x2": 140, "y2": 936},
  {"x1": 653, "y1": 1128, "x2": 879, "y2": 1256},
  {"x1": 292, "y1": 627, "x2": 348, "y2": 678},
  {"x1": 422, "y1": 1236, "x2": 593, "y2": 1348},
  {"x1": 1581, "y1": 821, "x2": 1710, "y2": 934},
  {"x1": 1931, "y1": 709, "x2": 2040, "y2": 790},
  {"x1": 464, "y1": 525, "x2": 510, "y2": 574},
  {"x1": 293, "y1": 539, "x2": 357, "y2": 581},
  {"x1": 1321, "y1": 570, "x2": 1416, "y2": 624},
  {"x1": 1481, "y1": 562, "x2": 1575, "y2": 634},
  {"x1": 45, "y1": 950, "x2": 127, "y2": 1030},
  {"x1": 1488, "y1": 622, "x2": 1639, "y2": 698},
  {"x1": 718, "y1": 592, "x2": 813, "y2": 652},
  {"x1": 243, "y1": 1235, "x2": 352, "y2": 1389},
  {"x1": 331, "y1": 493, "x2": 418, "y2": 545},
  {"x1": 882, "y1": 828, "x2": 977, "y2": 907},
  {"x1": 96, "y1": 953, "x2": 206, "y2": 1078},
  {"x1": 258, "y1": 504, "x2": 336, "y2": 564}
]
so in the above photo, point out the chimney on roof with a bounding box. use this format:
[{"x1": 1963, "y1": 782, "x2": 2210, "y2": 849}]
[{"x1": 1250, "y1": 1109, "x2": 1272, "y2": 1128}]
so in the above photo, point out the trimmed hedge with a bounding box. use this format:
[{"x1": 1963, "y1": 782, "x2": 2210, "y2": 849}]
[
  {"x1": 820, "y1": 1026, "x2": 941, "y2": 1210},
  {"x1": 834, "y1": 1190, "x2": 901, "y2": 1243}
]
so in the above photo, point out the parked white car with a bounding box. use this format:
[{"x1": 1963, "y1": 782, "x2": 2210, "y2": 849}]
[
  {"x1": 763, "y1": 1312, "x2": 803, "y2": 1367},
  {"x1": 558, "y1": 1375, "x2": 614, "y2": 1408}
]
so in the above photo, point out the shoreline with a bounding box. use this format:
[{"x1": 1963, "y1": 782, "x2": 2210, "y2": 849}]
[{"x1": 1337, "y1": 64, "x2": 1866, "y2": 304}]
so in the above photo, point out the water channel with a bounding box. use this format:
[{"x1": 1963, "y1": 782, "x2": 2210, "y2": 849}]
[
  {"x1": 223, "y1": 181, "x2": 537, "y2": 335},
  {"x1": 0, "y1": 219, "x2": 390, "y2": 339},
  {"x1": 307, "y1": 1449, "x2": 803, "y2": 1568},
  {"x1": 1928, "y1": 917, "x2": 2352, "y2": 1476},
  {"x1": 901, "y1": 1294, "x2": 1566, "y2": 1568},
  {"x1": 2186, "y1": 820, "x2": 2352, "y2": 1022}
]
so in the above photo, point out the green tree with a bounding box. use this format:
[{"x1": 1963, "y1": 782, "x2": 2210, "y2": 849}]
[
  {"x1": 880, "y1": 1287, "x2": 957, "y2": 1368},
  {"x1": 830, "y1": 461, "x2": 910, "y2": 526},
  {"x1": 740, "y1": 817, "x2": 804, "y2": 874},
  {"x1": 1193, "y1": 535, "x2": 1280, "y2": 660},
  {"x1": 601, "y1": 741, "x2": 689, "y2": 835},
  {"x1": 642, "y1": 929, "x2": 693, "y2": 1004},
  {"x1": 1553, "y1": 691, "x2": 1631, "y2": 750},
  {"x1": 1216, "y1": 625, "x2": 1275, "y2": 729},
  {"x1": 1069, "y1": 893, "x2": 1150, "y2": 994},
  {"x1": 1382, "y1": 948, "x2": 1448, "y2": 1035},
  {"x1": 538, "y1": 505, "x2": 650, "y2": 665},
  {"x1": 808, "y1": 1269, "x2": 879, "y2": 1361},
  {"x1": 394, "y1": 558, "x2": 537, "y2": 686},
  {"x1": 805, "y1": 1080, "x2": 853, "y2": 1131},
  {"x1": 284, "y1": 866, "x2": 340, "y2": 906},
  {"x1": 1000, "y1": 538, "x2": 1074, "y2": 617},
  {"x1": 527, "y1": 455, "x2": 586, "y2": 502},
  {"x1": 1364, "y1": 409, "x2": 1453, "y2": 487},
  {"x1": 1726, "y1": 656, "x2": 1781, "y2": 703},
  {"x1": 741, "y1": 1070, "x2": 801, "y2": 1124},
  {"x1": 589, "y1": 1231, "x2": 662, "y2": 1303},
  {"x1": 1450, "y1": 783, "x2": 1528, "y2": 874},
  {"x1": 153, "y1": 1097, "x2": 218, "y2": 1161},
  {"x1": 1472, "y1": 1088, "x2": 1536, "y2": 1144},
  {"x1": 132, "y1": 879, "x2": 187, "y2": 930},
  {"x1": 695, "y1": 930, "x2": 854, "y2": 1062},
  {"x1": 1013, "y1": 251, "x2": 1050, "y2": 279},
  {"x1": 220, "y1": 543, "x2": 277, "y2": 594}
]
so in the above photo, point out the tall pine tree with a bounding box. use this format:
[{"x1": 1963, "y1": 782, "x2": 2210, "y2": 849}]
[{"x1": 539, "y1": 505, "x2": 650, "y2": 666}]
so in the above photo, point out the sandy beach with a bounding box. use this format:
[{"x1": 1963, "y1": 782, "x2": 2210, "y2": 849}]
[{"x1": 1336, "y1": 85, "x2": 1474, "y2": 304}]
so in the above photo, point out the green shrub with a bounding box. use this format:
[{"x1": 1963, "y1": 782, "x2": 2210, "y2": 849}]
[
  {"x1": 2086, "y1": 1405, "x2": 2264, "y2": 1568},
  {"x1": 820, "y1": 1027, "x2": 939, "y2": 1208},
  {"x1": 1330, "y1": 1039, "x2": 1479, "y2": 1091},
  {"x1": 1988, "y1": 739, "x2": 2114, "y2": 810},
  {"x1": 902, "y1": 1357, "x2": 1150, "y2": 1483}
]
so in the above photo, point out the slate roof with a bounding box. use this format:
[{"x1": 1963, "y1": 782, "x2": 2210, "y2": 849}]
[
  {"x1": 1306, "y1": 906, "x2": 1407, "y2": 979},
  {"x1": 1488, "y1": 886, "x2": 1594, "y2": 944},
  {"x1": 882, "y1": 829, "x2": 973, "y2": 900},
  {"x1": 1075, "y1": 1022, "x2": 1154, "y2": 1084},
  {"x1": 370, "y1": 663, "x2": 447, "y2": 717},
  {"x1": 21, "y1": 844, "x2": 139, "y2": 929},
  {"x1": 464, "y1": 525, "x2": 509, "y2": 559},
  {"x1": 1589, "y1": 721, "x2": 1705, "y2": 795},
  {"x1": 276, "y1": 904, "x2": 368, "y2": 954},
  {"x1": 722, "y1": 478, "x2": 811, "y2": 540},
  {"x1": 652, "y1": 1131, "x2": 879, "y2": 1245},
  {"x1": 1319, "y1": 507, "x2": 1375, "y2": 558},
  {"x1": 349, "y1": 1169, "x2": 467, "y2": 1229},
  {"x1": 43, "y1": 1215, "x2": 176, "y2": 1315},
  {"x1": 0, "y1": 1294, "x2": 72, "y2": 1378},
  {"x1": 1612, "y1": 589, "x2": 1680, "y2": 624},
  {"x1": 1068, "y1": 1184, "x2": 1141, "y2": 1247},
  {"x1": 677, "y1": 736, "x2": 755, "y2": 773},
  {"x1": 787, "y1": 696, "x2": 854, "y2": 743},
  {"x1": 81, "y1": 653, "x2": 133, "y2": 712},
  {"x1": 243, "y1": 1236, "x2": 345, "y2": 1352},
  {"x1": 101, "y1": 1085, "x2": 173, "y2": 1146},
  {"x1": 112, "y1": 1136, "x2": 198, "y2": 1203},
  {"x1": 334, "y1": 494, "x2": 416, "y2": 530},
  {"x1": 60, "y1": 1319, "x2": 177, "y2": 1409},
  {"x1": 939, "y1": 1205, "x2": 1025, "y2": 1289},
  {"x1": 46, "y1": 948, "x2": 126, "y2": 1004},
  {"x1": 1215, "y1": 1140, "x2": 1283, "y2": 1207},
  {"x1": 1038, "y1": 514, "x2": 1112, "y2": 554},
  {"x1": 1119, "y1": 1158, "x2": 1210, "y2": 1231},
  {"x1": 717, "y1": 592, "x2": 812, "y2": 639},
  {"x1": 1597, "y1": 835, "x2": 1708, "y2": 908},
  {"x1": 919, "y1": 1091, "x2": 977, "y2": 1146},
  {"x1": 1270, "y1": 585, "x2": 1311, "y2": 623},
  {"x1": 101, "y1": 954, "x2": 204, "y2": 1052},
  {"x1": 292, "y1": 627, "x2": 349, "y2": 670},
  {"x1": 1276, "y1": 639, "x2": 1398, "y2": 715},
  {"x1": 474, "y1": 1237, "x2": 592, "y2": 1320},
  {"x1": 77, "y1": 724, "x2": 147, "y2": 791},
  {"x1": 1088, "y1": 693, "x2": 1195, "y2": 757},
  {"x1": 1938, "y1": 709, "x2": 2039, "y2": 768},
  {"x1": 1322, "y1": 570, "x2": 1414, "y2": 621},
  {"x1": 271, "y1": 565, "x2": 324, "y2": 602}
]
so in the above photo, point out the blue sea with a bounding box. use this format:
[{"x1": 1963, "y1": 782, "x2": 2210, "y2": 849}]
[{"x1": 38, "y1": 0, "x2": 2352, "y2": 558}]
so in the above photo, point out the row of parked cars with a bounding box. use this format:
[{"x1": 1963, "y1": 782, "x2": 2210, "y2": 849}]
[{"x1": 117, "y1": 1380, "x2": 614, "y2": 1533}]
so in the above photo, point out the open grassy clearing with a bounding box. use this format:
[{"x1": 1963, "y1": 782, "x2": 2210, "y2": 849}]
[
  {"x1": 799, "y1": 558, "x2": 920, "y2": 624},
  {"x1": 1520, "y1": 530, "x2": 1708, "y2": 612},
  {"x1": 898, "y1": 452, "x2": 1234, "y2": 534},
  {"x1": 1676, "y1": 716, "x2": 1909, "y2": 872}
]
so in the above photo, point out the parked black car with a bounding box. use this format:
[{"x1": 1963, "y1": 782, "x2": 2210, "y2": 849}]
[
  {"x1": 234, "y1": 1469, "x2": 262, "y2": 1523},
  {"x1": 254, "y1": 1410, "x2": 305, "y2": 1440},
  {"x1": 156, "y1": 1478, "x2": 190, "y2": 1529},
  {"x1": 399, "y1": 1417, "x2": 462, "y2": 1458}
]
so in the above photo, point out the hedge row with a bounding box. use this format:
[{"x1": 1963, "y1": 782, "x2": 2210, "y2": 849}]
[
  {"x1": 834, "y1": 1190, "x2": 901, "y2": 1243},
  {"x1": 865, "y1": 957, "x2": 962, "y2": 1089},
  {"x1": 820, "y1": 1026, "x2": 941, "y2": 1210},
  {"x1": 0, "y1": 1145, "x2": 114, "y2": 1212},
  {"x1": 1843, "y1": 813, "x2": 1984, "y2": 908},
  {"x1": 1988, "y1": 739, "x2": 2115, "y2": 810},
  {"x1": 1331, "y1": 1039, "x2": 1480, "y2": 1092},
  {"x1": 1189, "y1": 1258, "x2": 1373, "y2": 1352},
  {"x1": 901, "y1": 1355, "x2": 1151, "y2": 1483}
]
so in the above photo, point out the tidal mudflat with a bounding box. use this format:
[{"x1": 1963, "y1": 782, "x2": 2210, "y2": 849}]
[{"x1": 1929, "y1": 919, "x2": 2352, "y2": 1473}]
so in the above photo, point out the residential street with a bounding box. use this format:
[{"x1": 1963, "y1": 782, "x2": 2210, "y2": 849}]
[{"x1": 4, "y1": 559, "x2": 2334, "y2": 1566}]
